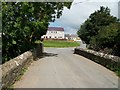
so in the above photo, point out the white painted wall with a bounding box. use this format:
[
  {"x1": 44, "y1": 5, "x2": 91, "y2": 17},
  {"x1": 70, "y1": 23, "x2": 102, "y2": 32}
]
[{"x1": 42, "y1": 30, "x2": 64, "y2": 39}]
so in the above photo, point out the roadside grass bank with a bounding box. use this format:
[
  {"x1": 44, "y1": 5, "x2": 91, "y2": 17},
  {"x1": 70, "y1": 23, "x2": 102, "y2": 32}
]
[{"x1": 42, "y1": 40, "x2": 80, "y2": 47}]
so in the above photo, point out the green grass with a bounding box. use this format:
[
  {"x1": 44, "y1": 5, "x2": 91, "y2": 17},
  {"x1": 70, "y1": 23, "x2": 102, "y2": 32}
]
[
  {"x1": 42, "y1": 40, "x2": 80, "y2": 47},
  {"x1": 116, "y1": 69, "x2": 120, "y2": 77}
]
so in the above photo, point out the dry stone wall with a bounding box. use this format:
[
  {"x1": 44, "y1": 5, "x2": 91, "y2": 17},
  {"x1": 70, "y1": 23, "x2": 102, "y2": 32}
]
[
  {"x1": 74, "y1": 48, "x2": 120, "y2": 71},
  {"x1": 2, "y1": 43, "x2": 43, "y2": 89}
]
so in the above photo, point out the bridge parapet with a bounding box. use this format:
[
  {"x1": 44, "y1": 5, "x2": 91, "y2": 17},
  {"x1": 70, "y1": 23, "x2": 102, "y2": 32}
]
[
  {"x1": 2, "y1": 43, "x2": 43, "y2": 89},
  {"x1": 74, "y1": 48, "x2": 120, "y2": 75}
]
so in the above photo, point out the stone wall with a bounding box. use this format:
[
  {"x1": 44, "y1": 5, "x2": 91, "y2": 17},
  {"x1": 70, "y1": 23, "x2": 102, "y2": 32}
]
[
  {"x1": 74, "y1": 48, "x2": 120, "y2": 71},
  {"x1": 2, "y1": 43, "x2": 43, "y2": 89}
]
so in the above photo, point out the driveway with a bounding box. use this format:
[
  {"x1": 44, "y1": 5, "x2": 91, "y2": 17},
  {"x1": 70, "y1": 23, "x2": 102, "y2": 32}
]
[{"x1": 14, "y1": 47, "x2": 118, "y2": 88}]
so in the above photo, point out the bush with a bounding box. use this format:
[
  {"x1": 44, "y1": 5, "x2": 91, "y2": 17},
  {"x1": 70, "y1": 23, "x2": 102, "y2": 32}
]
[
  {"x1": 90, "y1": 23, "x2": 120, "y2": 56},
  {"x1": 77, "y1": 6, "x2": 120, "y2": 56}
]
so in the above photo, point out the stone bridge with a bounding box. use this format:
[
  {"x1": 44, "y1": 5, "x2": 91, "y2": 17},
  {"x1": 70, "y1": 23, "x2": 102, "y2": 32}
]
[{"x1": 12, "y1": 47, "x2": 119, "y2": 88}]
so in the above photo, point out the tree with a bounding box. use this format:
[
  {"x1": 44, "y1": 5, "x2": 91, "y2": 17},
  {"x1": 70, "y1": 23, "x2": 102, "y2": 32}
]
[
  {"x1": 90, "y1": 23, "x2": 120, "y2": 54},
  {"x1": 77, "y1": 6, "x2": 120, "y2": 56},
  {"x1": 77, "y1": 6, "x2": 118, "y2": 44},
  {"x1": 77, "y1": 19, "x2": 93, "y2": 44},
  {"x1": 2, "y1": 2, "x2": 72, "y2": 63}
]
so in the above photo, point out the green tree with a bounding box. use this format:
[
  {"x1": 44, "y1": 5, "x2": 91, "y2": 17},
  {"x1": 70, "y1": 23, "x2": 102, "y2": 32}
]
[
  {"x1": 77, "y1": 6, "x2": 118, "y2": 44},
  {"x1": 2, "y1": 2, "x2": 72, "y2": 63},
  {"x1": 77, "y1": 19, "x2": 93, "y2": 44},
  {"x1": 77, "y1": 6, "x2": 120, "y2": 56},
  {"x1": 90, "y1": 23, "x2": 120, "y2": 55}
]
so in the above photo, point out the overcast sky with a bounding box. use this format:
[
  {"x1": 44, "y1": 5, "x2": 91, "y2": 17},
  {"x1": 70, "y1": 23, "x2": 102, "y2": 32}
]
[{"x1": 49, "y1": 0, "x2": 120, "y2": 34}]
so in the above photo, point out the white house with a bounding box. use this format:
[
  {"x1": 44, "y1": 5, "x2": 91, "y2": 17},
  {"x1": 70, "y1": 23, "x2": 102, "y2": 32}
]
[
  {"x1": 65, "y1": 34, "x2": 80, "y2": 41},
  {"x1": 42, "y1": 27, "x2": 65, "y2": 39}
]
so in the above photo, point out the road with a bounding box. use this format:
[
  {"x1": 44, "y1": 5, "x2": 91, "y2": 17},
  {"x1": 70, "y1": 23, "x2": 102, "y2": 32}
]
[
  {"x1": 14, "y1": 47, "x2": 118, "y2": 88},
  {"x1": 76, "y1": 40, "x2": 86, "y2": 49}
]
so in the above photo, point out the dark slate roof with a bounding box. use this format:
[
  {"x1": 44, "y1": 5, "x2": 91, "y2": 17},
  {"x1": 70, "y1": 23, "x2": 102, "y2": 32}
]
[
  {"x1": 48, "y1": 27, "x2": 64, "y2": 31},
  {"x1": 70, "y1": 34, "x2": 78, "y2": 37},
  {"x1": 65, "y1": 34, "x2": 78, "y2": 38}
]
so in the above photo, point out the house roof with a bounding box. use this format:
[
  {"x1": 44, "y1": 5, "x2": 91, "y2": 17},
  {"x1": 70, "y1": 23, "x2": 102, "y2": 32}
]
[
  {"x1": 70, "y1": 34, "x2": 78, "y2": 37},
  {"x1": 48, "y1": 27, "x2": 64, "y2": 31},
  {"x1": 65, "y1": 34, "x2": 78, "y2": 38}
]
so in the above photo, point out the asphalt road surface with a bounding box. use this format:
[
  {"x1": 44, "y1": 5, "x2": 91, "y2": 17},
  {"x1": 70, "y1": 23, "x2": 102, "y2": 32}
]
[{"x1": 14, "y1": 47, "x2": 118, "y2": 88}]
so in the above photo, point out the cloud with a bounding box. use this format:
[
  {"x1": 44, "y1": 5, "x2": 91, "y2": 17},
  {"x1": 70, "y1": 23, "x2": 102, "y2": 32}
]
[{"x1": 49, "y1": 0, "x2": 119, "y2": 34}]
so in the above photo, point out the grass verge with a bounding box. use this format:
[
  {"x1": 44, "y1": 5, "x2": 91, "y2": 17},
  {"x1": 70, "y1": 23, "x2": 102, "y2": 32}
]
[{"x1": 42, "y1": 40, "x2": 80, "y2": 47}]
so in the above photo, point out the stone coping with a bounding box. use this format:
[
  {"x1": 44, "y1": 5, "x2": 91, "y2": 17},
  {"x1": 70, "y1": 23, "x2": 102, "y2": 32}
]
[
  {"x1": 2, "y1": 43, "x2": 43, "y2": 89},
  {"x1": 75, "y1": 48, "x2": 120, "y2": 62}
]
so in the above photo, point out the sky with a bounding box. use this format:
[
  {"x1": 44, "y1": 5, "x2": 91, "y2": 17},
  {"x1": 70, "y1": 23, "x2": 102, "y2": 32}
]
[{"x1": 49, "y1": 0, "x2": 120, "y2": 34}]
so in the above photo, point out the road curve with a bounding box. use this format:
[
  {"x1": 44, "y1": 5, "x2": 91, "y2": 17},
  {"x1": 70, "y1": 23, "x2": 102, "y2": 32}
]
[{"x1": 14, "y1": 47, "x2": 118, "y2": 88}]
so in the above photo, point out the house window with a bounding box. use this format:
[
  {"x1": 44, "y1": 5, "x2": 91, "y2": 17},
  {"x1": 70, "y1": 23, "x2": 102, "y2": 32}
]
[
  {"x1": 58, "y1": 37, "x2": 62, "y2": 38},
  {"x1": 49, "y1": 36, "x2": 51, "y2": 38}
]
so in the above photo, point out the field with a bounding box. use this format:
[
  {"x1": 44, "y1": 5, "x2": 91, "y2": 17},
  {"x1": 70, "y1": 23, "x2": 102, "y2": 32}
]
[{"x1": 42, "y1": 40, "x2": 80, "y2": 47}]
